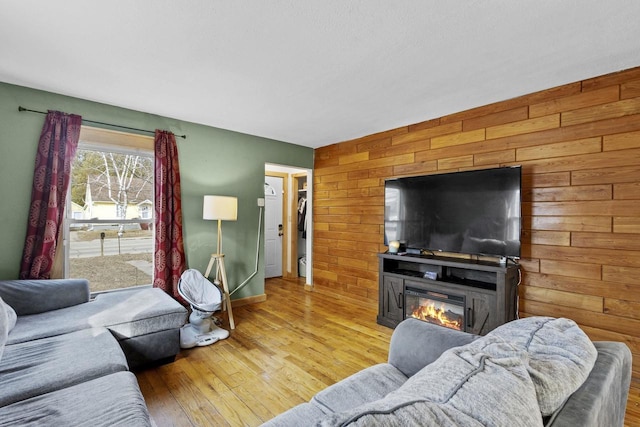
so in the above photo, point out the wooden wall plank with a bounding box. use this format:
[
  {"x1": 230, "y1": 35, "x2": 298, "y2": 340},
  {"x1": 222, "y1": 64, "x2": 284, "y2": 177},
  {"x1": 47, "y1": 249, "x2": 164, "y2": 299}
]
[
  {"x1": 527, "y1": 244, "x2": 640, "y2": 269},
  {"x1": 486, "y1": 114, "x2": 559, "y2": 139},
  {"x1": 437, "y1": 155, "x2": 474, "y2": 170},
  {"x1": 582, "y1": 67, "x2": 640, "y2": 91},
  {"x1": 431, "y1": 128, "x2": 485, "y2": 149},
  {"x1": 572, "y1": 232, "x2": 640, "y2": 251},
  {"x1": 391, "y1": 122, "x2": 461, "y2": 145},
  {"x1": 501, "y1": 114, "x2": 640, "y2": 150},
  {"x1": 312, "y1": 65, "x2": 640, "y2": 384},
  {"x1": 604, "y1": 298, "x2": 640, "y2": 321},
  {"x1": 314, "y1": 153, "x2": 415, "y2": 177},
  {"x1": 522, "y1": 172, "x2": 571, "y2": 188},
  {"x1": 440, "y1": 82, "x2": 580, "y2": 124},
  {"x1": 524, "y1": 271, "x2": 640, "y2": 301},
  {"x1": 519, "y1": 148, "x2": 640, "y2": 175},
  {"x1": 416, "y1": 140, "x2": 508, "y2": 163},
  {"x1": 408, "y1": 118, "x2": 441, "y2": 133},
  {"x1": 621, "y1": 79, "x2": 640, "y2": 99},
  {"x1": 524, "y1": 230, "x2": 571, "y2": 246},
  {"x1": 473, "y1": 149, "x2": 515, "y2": 166},
  {"x1": 529, "y1": 86, "x2": 620, "y2": 118},
  {"x1": 603, "y1": 265, "x2": 640, "y2": 285},
  {"x1": 525, "y1": 185, "x2": 611, "y2": 202},
  {"x1": 521, "y1": 299, "x2": 640, "y2": 338},
  {"x1": 561, "y1": 98, "x2": 640, "y2": 127},
  {"x1": 614, "y1": 217, "x2": 640, "y2": 234},
  {"x1": 356, "y1": 137, "x2": 392, "y2": 153},
  {"x1": 603, "y1": 130, "x2": 640, "y2": 151},
  {"x1": 462, "y1": 106, "x2": 529, "y2": 131},
  {"x1": 540, "y1": 259, "x2": 601, "y2": 280},
  {"x1": 369, "y1": 139, "x2": 430, "y2": 160},
  {"x1": 572, "y1": 165, "x2": 640, "y2": 185},
  {"x1": 392, "y1": 160, "x2": 438, "y2": 177},
  {"x1": 614, "y1": 182, "x2": 640, "y2": 199},
  {"x1": 339, "y1": 152, "x2": 369, "y2": 165},
  {"x1": 582, "y1": 324, "x2": 640, "y2": 354},
  {"x1": 530, "y1": 216, "x2": 612, "y2": 232},
  {"x1": 528, "y1": 200, "x2": 637, "y2": 217},
  {"x1": 521, "y1": 286, "x2": 603, "y2": 312},
  {"x1": 516, "y1": 137, "x2": 602, "y2": 161}
]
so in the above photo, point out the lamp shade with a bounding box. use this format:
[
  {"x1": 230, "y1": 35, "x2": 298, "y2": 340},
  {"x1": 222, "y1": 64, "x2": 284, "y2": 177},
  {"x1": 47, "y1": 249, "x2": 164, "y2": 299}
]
[{"x1": 203, "y1": 195, "x2": 238, "y2": 221}]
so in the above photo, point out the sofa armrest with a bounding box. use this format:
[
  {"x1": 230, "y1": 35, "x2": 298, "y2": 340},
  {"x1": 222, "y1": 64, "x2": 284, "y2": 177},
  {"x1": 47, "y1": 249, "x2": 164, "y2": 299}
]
[
  {"x1": 388, "y1": 318, "x2": 480, "y2": 377},
  {"x1": 0, "y1": 279, "x2": 90, "y2": 315},
  {"x1": 547, "y1": 341, "x2": 632, "y2": 427}
]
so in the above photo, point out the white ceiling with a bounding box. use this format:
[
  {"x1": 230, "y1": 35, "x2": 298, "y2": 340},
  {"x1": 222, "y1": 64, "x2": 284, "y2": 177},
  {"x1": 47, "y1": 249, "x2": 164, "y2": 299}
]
[{"x1": 2, "y1": 1, "x2": 640, "y2": 148}]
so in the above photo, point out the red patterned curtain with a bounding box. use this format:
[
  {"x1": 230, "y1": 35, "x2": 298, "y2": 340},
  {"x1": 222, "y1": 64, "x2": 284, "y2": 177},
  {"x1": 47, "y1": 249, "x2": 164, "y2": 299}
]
[
  {"x1": 19, "y1": 111, "x2": 82, "y2": 279},
  {"x1": 153, "y1": 130, "x2": 186, "y2": 303}
]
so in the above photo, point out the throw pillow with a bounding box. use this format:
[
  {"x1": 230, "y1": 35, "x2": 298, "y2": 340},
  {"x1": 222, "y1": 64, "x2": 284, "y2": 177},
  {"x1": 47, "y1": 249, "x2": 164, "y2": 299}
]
[{"x1": 487, "y1": 316, "x2": 597, "y2": 416}]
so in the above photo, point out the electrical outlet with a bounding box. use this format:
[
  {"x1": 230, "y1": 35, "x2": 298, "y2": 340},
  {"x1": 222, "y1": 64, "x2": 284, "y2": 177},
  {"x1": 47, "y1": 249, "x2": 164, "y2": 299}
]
[{"x1": 257, "y1": 197, "x2": 265, "y2": 207}]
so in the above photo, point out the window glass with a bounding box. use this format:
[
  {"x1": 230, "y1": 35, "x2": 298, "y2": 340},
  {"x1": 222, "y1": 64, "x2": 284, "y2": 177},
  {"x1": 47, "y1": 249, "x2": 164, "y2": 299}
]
[{"x1": 66, "y1": 129, "x2": 154, "y2": 293}]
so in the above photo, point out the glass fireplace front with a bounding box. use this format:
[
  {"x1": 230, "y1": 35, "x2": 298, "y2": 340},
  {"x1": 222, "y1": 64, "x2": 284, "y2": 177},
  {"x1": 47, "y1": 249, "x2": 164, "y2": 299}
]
[{"x1": 405, "y1": 286, "x2": 465, "y2": 331}]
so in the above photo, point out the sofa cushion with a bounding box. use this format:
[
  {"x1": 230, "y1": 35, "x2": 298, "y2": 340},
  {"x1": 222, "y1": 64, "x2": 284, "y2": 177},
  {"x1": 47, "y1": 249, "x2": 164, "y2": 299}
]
[
  {"x1": 0, "y1": 371, "x2": 151, "y2": 426},
  {"x1": 317, "y1": 335, "x2": 543, "y2": 426},
  {"x1": 388, "y1": 317, "x2": 479, "y2": 377},
  {"x1": 0, "y1": 279, "x2": 90, "y2": 315},
  {"x1": 487, "y1": 316, "x2": 598, "y2": 416},
  {"x1": 7, "y1": 287, "x2": 186, "y2": 345},
  {"x1": 0, "y1": 327, "x2": 129, "y2": 407},
  {"x1": 85, "y1": 288, "x2": 187, "y2": 339},
  {"x1": 261, "y1": 402, "x2": 329, "y2": 427},
  {"x1": 312, "y1": 363, "x2": 408, "y2": 413}
]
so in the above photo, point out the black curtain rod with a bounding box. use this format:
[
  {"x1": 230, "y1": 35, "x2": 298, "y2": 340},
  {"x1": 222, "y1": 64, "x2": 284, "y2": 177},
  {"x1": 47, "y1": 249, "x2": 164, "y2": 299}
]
[{"x1": 18, "y1": 106, "x2": 187, "y2": 139}]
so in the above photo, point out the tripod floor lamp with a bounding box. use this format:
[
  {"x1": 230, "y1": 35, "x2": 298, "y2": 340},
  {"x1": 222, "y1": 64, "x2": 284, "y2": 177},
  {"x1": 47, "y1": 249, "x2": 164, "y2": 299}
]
[{"x1": 202, "y1": 195, "x2": 237, "y2": 329}]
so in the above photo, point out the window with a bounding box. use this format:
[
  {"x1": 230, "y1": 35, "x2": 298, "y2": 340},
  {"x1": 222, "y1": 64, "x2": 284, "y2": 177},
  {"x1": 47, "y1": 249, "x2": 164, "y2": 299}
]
[
  {"x1": 64, "y1": 127, "x2": 154, "y2": 293},
  {"x1": 139, "y1": 204, "x2": 152, "y2": 219}
]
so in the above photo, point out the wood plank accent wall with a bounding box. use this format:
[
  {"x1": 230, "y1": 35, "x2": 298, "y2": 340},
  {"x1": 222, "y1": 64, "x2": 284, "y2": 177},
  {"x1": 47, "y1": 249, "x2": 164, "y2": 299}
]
[{"x1": 313, "y1": 66, "x2": 640, "y2": 383}]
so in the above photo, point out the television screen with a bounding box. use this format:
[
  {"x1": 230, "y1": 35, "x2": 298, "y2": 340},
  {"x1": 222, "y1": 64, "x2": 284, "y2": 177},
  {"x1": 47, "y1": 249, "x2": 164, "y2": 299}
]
[{"x1": 384, "y1": 166, "x2": 522, "y2": 258}]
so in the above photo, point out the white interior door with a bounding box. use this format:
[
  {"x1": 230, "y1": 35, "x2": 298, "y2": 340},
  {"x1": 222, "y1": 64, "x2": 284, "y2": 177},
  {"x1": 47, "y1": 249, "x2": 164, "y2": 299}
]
[{"x1": 264, "y1": 176, "x2": 283, "y2": 278}]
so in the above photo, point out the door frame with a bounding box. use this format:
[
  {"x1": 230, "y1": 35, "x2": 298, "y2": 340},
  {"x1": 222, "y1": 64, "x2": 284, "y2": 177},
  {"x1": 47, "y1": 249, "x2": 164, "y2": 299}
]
[
  {"x1": 290, "y1": 172, "x2": 306, "y2": 279},
  {"x1": 265, "y1": 164, "x2": 313, "y2": 288},
  {"x1": 265, "y1": 171, "x2": 288, "y2": 279}
]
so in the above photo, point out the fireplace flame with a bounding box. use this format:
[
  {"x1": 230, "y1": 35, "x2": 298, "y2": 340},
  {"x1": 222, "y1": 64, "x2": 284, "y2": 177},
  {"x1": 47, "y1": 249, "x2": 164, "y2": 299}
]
[{"x1": 411, "y1": 302, "x2": 462, "y2": 330}]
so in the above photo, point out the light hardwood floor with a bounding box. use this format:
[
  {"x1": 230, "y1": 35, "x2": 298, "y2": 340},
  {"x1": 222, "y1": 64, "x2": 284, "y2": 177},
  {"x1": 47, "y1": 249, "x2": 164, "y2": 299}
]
[{"x1": 136, "y1": 278, "x2": 640, "y2": 427}]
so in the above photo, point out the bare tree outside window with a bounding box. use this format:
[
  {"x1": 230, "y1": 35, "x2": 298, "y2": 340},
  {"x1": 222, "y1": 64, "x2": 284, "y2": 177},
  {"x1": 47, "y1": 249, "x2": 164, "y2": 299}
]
[{"x1": 67, "y1": 148, "x2": 154, "y2": 293}]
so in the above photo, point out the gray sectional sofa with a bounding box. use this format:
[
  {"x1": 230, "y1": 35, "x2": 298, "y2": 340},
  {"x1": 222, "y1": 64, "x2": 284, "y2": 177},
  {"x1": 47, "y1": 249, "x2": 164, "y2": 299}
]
[
  {"x1": 263, "y1": 317, "x2": 632, "y2": 427},
  {"x1": 0, "y1": 278, "x2": 187, "y2": 426}
]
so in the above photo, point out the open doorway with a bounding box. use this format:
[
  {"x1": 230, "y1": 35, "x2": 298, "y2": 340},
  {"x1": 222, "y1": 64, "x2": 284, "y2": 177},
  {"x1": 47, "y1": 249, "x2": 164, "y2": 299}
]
[
  {"x1": 264, "y1": 174, "x2": 284, "y2": 278},
  {"x1": 265, "y1": 163, "x2": 312, "y2": 288}
]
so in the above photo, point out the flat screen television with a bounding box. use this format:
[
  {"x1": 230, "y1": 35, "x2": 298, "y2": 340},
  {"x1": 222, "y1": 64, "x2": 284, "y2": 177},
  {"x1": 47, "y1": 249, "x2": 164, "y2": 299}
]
[{"x1": 384, "y1": 166, "x2": 522, "y2": 259}]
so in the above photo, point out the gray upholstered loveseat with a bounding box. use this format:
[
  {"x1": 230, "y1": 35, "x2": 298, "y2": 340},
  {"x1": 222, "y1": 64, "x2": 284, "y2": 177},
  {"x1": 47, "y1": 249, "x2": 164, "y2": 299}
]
[
  {"x1": 0, "y1": 278, "x2": 187, "y2": 426},
  {"x1": 263, "y1": 317, "x2": 632, "y2": 427}
]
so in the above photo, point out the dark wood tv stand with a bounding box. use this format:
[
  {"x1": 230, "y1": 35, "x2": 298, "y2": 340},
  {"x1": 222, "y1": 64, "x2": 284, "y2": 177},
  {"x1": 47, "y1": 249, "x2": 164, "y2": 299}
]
[{"x1": 377, "y1": 253, "x2": 520, "y2": 335}]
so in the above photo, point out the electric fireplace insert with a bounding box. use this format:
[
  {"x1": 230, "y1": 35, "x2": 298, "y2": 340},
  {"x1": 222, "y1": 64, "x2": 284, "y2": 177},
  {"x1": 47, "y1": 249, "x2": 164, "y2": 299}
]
[{"x1": 405, "y1": 286, "x2": 465, "y2": 331}]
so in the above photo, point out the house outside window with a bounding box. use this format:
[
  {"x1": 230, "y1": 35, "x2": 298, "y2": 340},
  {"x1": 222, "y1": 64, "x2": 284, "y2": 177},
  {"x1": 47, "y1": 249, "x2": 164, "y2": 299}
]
[
  {"x1": 139, "y1": 204, "x2": 152, "y2": 219},
  {"x1": 64, "y1": 126, "x2": 154, "y2": 293},
  {"x1": 115, "y1": 203, "x2": 126, "y2": 219}
]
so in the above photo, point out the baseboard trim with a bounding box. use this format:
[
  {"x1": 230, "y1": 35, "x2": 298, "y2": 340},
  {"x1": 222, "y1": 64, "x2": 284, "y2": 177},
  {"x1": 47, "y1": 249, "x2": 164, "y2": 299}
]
[
  {"x1": 231, "y1": 293, "x2": 267, "y2": 307},
  {"x1": 312, "y1": 285, "x2": 378, "y2": 309}
]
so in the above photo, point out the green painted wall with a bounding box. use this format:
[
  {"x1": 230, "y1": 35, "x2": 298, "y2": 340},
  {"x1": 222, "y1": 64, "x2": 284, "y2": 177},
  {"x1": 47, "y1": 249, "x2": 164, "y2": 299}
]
[{"x1": 0, "y1": 82, "x2": 314, "y2": 299}]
